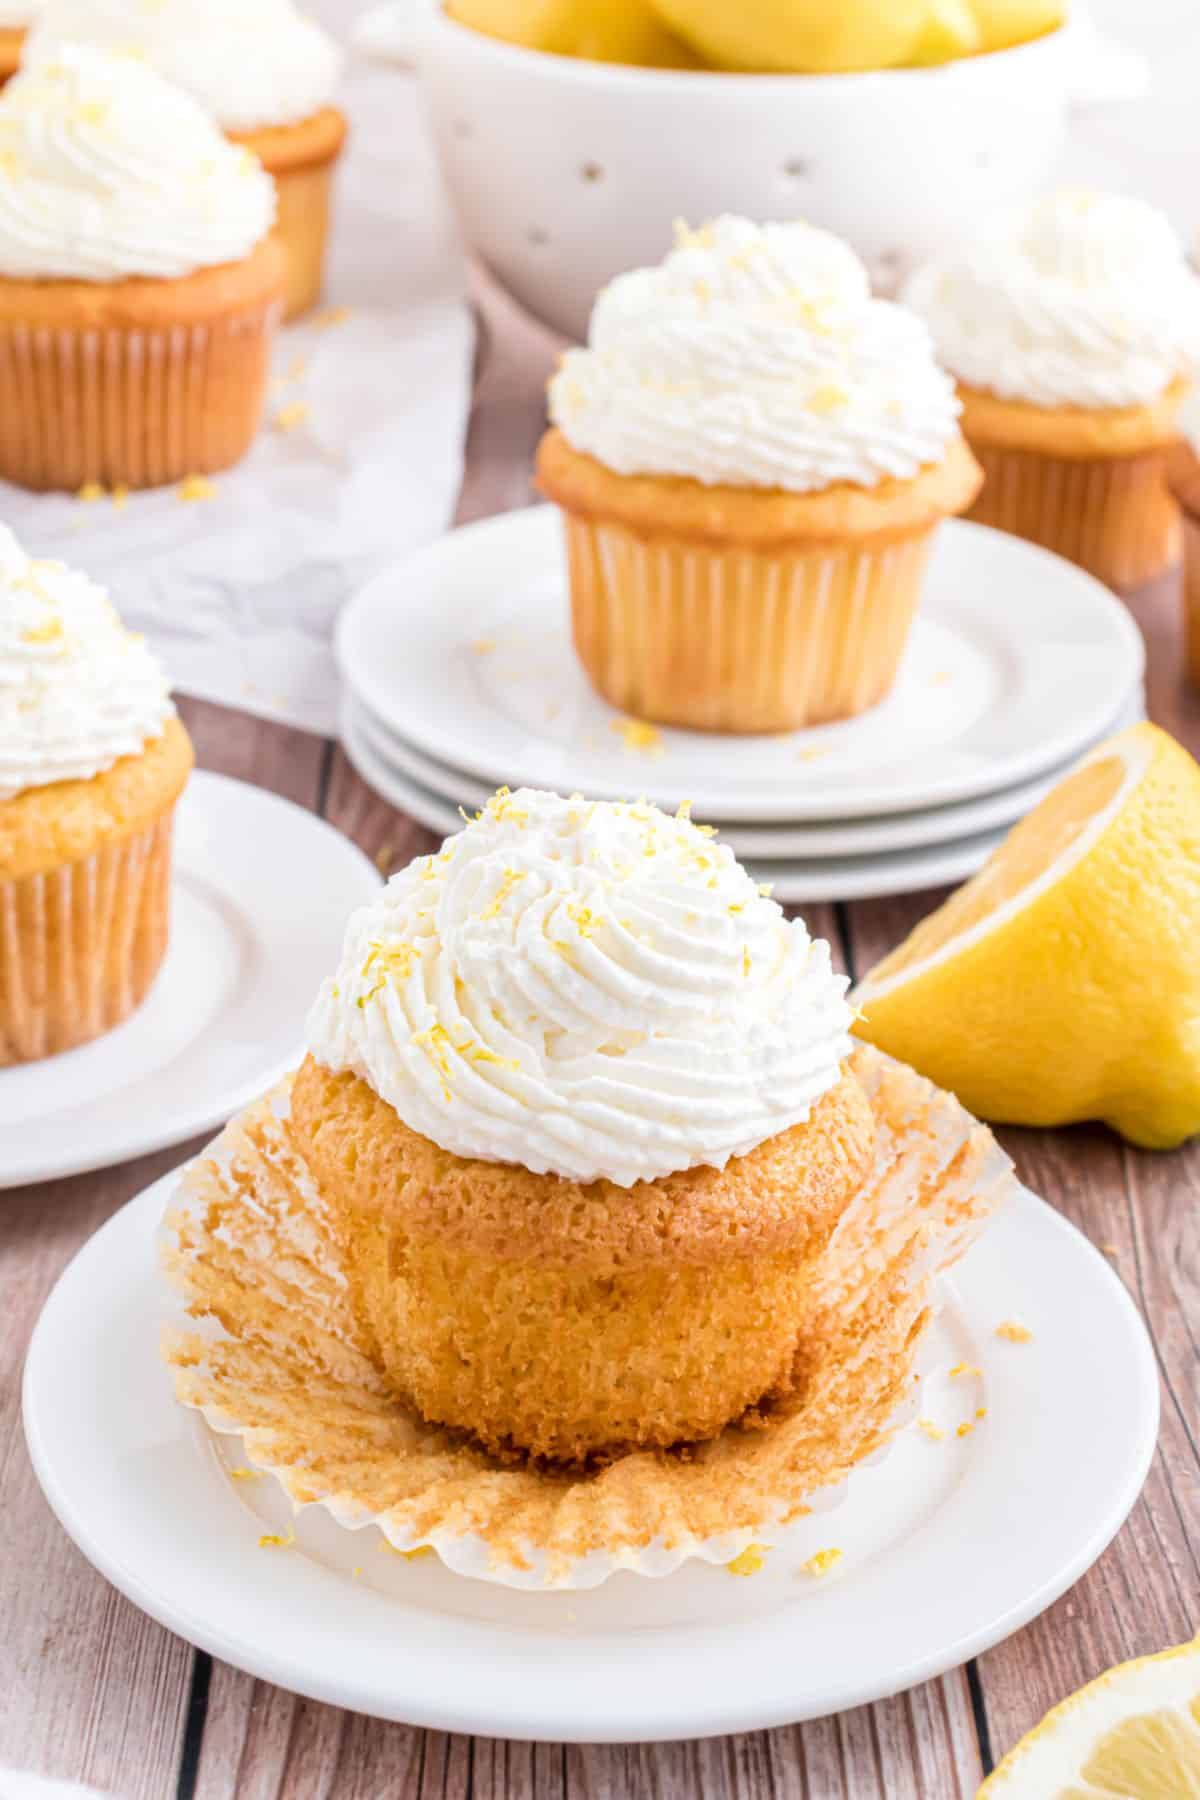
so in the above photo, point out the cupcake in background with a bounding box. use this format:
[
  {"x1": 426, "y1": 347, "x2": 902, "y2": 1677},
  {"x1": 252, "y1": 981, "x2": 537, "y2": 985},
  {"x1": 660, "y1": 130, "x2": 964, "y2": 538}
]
[
  {"x1": 0, "y1": 47, "x2": 284, "y2": 491},
  {"x1": 0, "y1": 3, "x2": 35, "y2": 87},
  {"x1": 25, "y1": 0, "x2": 345, "y2": 319},
  {"x1": 0, "y1": 527, "x2": 193, "y2": 1063},
  {"x1": 1168, "y1": 390, "x2": 1200, "y2": 689},
  {"x1": 537, "y1": 216, "x2": 981, "y2": 735},
  {"x1": 906, "y1": 189, "x2": 1200, "y2": 589}
]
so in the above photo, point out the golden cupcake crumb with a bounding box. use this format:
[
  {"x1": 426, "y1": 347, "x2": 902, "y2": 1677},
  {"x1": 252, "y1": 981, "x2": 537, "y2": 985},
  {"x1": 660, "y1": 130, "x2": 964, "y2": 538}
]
[
  {"x1": 227, "y1": 1467, "x2": 263, "y2": 1481},
  {"x1": 918, "y1": 1418, "x2": 945, "y2": 1442},
  {"x1": 76, "y1": 481, "x2": 104, "y2": 502},
  {"x1": 610, "y1": 716, "x2": 664, "y2": 755},
  {"x1": 800, "y1": 1548, "x2": 843, "y2": 1578},
  {"x1": 273, "y1": 401, "x2": 309, "y2": 432},
  {"x1": 956, "y1": 1421, "x2": 974, "y2": 1439},
  {"x1": 727, "y1": 1543, "x2": 768, "y2": 1577},
  {"x1": 948, "y1": 1362, "x2": 982, "y2": 1378},
  {"x1": 995, "y1": 1320, "x2": 1032, "y2": 1343},
  {"x1": 258, "y1": 1528, "x2": 295, "y2": 1548},
  {"x1": 975, "y1": 1407, "x2": 987, "y2": 1420},
  {"x1": 312, "y1": 304, "x2": 352, "y2": 329},
  {"x1": 178, "y1": 474, "x2": 217, "y2": 503},
  {"x1": 111, "y1": 483, "x2": 129, "y2": 511},
  {"x1": 381, "y1": 1542, "x2": 434, "y2": 1561}
]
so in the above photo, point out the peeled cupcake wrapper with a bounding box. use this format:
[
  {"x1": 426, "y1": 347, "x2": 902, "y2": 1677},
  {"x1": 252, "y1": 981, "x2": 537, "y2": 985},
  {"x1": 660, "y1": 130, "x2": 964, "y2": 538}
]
[{"x1": 160, "y1": 1043, "x2": 1016, "y2": 1590}]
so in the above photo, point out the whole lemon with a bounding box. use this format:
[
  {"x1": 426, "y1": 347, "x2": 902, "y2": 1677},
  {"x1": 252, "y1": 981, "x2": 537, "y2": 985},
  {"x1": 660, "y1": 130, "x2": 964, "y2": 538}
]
[{"x1": 446, "y1": 0, "x2": 703, "y2": 65}]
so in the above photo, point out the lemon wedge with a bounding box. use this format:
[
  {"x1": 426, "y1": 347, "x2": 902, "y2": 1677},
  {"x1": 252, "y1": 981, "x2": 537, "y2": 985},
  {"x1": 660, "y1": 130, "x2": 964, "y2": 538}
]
[
  {"x1": 979, "y1": 1636, "x2": 1200, "y2": 1797},
  {"x1": 446, "y1": 0, "x2": 703, "y2": 66},
  {"x1": 647, "y1": 0, "x2": 933, "y2": 72},
  {"x1": 853, "y1": 724, "x2": 1200, "y2": 1149},
  {"x1": 969, "y1": 0, "x2": 1067, "y2": 56}
]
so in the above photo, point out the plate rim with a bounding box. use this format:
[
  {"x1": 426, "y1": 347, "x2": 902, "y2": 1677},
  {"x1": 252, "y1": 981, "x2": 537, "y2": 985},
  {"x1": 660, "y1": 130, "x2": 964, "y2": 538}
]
[
  {"x1": 0, "y1": 771, "x2": 380, "y2": 1189},
  {"x1": 23, "y1": 1168, "x2": 1160, "y2": 1742},
  {"x1": 336, "y1": 508, "x2": 1145, "y2": 823}
]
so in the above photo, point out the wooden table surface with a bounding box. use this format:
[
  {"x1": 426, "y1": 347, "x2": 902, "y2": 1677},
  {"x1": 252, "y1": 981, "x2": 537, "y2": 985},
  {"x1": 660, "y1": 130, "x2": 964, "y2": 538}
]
[{"x1": 3, "y1": 272, "x2": 1198, "y2": 1800}]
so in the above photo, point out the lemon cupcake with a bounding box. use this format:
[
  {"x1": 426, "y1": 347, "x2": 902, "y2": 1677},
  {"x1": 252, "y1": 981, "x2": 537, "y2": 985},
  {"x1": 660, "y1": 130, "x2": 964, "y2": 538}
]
[
  {"x1": 292, "y1": 788, "x2": 871, "y2": 1462},
  {"x1": 0, "y1": 47, "x2": 284, "y2": 492},
  {"x1": 0, "y1": 527, "x2": 193, "y2": 1063},
  {"x1": 536, "y1": 217, "x2": 980, "y2": 735},
  {"x1": 26, "y1": 0, "x2": 345, "y2": 321},
  {"x1": 907, "y1": 189, "x2": 1200, "y2": 589}
]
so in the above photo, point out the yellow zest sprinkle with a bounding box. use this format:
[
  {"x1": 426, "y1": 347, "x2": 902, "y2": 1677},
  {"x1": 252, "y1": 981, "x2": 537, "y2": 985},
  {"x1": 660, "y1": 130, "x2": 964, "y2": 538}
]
[
  {"x1": 273, "y1": 401, "x2": 309, "y2": 433},
  {"x1": 726, "y1": 1543, "x2": 767, "y2": 1577},
  {"x1": 381, "y1": 1542, "x2": 434, "y2": 1560},
  {"x1": 675, "y1": 800, "x2": 693, "y2": 820},
  {"x1": 917, "y1": 1418, "x2": 945, "y2": 1442},
  {"x1": 258, "y1": 1529, "x2": 295, "y2": 1549},
  {"x1": 76, "y1": 480, "x2": 104, "y2": 502},
  {"x1": 610, "y1": 716, "x2": 664, "y2": 755},
  {"x1": 948, "y1": 1362, "x2": 982, "y2": 1379},
  {"x1": 551, "y1": 941, "x2": 577, "y2": 967},
  {"x1": 757, "y1": 883, "x2": 774, "y2": 898},
  {"x1": 673, "y1": 217, "x2": 716, "y2": 250},
  {"x1": 358, "y1": 938, "x2": 423, "y2": 1005},
  {"x1": 808, "y1": 384, "x2": 849, "y2": 415},
  {"x1": 77, "y1": 101, "x2": 108, "y2": 127},
  {"x1": 312, "y1": 304, "x2": 352, "y2": 329},
  {"x1": 995, "y1": 1320, "x2": 1032, "y2": 1344},
  {"x1": 797, "y1": 747, "x2": 831, "y2": 762},
  {"x1": 487, "y1": 786, "x2": 529, "y2": 826},
  {"x1": 374, "y1": 843, "x2": 394, "y2": 874},
  {"x1": 227, "y1": 1467, "x2": 263, "y2": 1481},
  {"x1": 956, "y1": 1421, "x2": 974, "y2": 1439},
  {"x1": 111, "y1": 483, "x2": 129, "y2": 511},
  {"x1": 479, "y1": 867, "x2": 526, "y2": 920},
  {"x1": 456, "y1": 1033, "x2": 520, "y2": 1072},
  {"x1": 352, "y1": 1566, "x2": 363, "y2": 1578},
  {"x1": 21, "y1": 616, "x2": 63, "y2": 645},
  {"x1": 178, "y1": 473, "x2": 216, "y2": 503},
  {"x1": 331, "y1": 984, "x2": 340, "y2": 998},
  {"x1": 800, "y1": 1548, "x2": 842, "y2": 1578},
  {"x1": 567, "y1": 903, "x2": 599, "y2": 939},
  {"x1": 728, "y1": 902, "x2": 744, "y2": 914},
  {"x1": 742, "y1": 946, "x2": 752, "y2": 978},
  {"x1": 470, "y1": 638, "x2": 497, "y2": 656}
]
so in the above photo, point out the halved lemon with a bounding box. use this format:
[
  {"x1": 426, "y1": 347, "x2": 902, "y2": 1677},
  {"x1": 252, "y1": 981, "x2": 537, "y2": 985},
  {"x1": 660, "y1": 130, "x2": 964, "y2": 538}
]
[
  {"x1": 853, "y1": 723, "x2": 1200, "y2": 1149},
  {"x1": 979, "y1": 1636, "x2": 1200, "y2": 1796}
]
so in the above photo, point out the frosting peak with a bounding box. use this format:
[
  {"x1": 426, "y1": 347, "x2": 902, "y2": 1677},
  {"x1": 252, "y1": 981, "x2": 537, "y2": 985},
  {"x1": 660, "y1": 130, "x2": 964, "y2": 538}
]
[
  {"x1": 0, "y1": 525, "x2": 174, "y2": 801},
  {"x1": 25, "y1": 0, "x2": 342, "y2": 132},
  {"x1": 548, "y1": 214, "x2": 962, "y2": 493},
  {"x1": 0, "y1": 47, "x2": 277, "y2": 281},
  {"x1": 906, "y1": 189, "x2": 1200, "y2": 410},
  {"x1": 307, "y1": 789, "x2": 853, "y2": 1187}
]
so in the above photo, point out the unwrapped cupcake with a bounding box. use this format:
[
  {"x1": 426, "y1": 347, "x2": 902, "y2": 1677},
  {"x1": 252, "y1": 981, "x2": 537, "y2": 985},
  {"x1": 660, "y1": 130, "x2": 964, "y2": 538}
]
[
  {"x1": 0, "y1": 526, "x2": 193, "y2": 1062},
  {"x1": 0, "y1": 46, "x2": 284, "y2": 492},
  {"x1": 25, "y1": 0, "x2": 345, "y2": 320},
  {"x1": 906, "y1": 189, "x2": 1200, "y2": 589},
  {"x1": 537, "y1": 216, "x2": 982, "y2": 734},
  {"x1": 162, "y1": 788, "x2": 1013, "y2": 1584}
]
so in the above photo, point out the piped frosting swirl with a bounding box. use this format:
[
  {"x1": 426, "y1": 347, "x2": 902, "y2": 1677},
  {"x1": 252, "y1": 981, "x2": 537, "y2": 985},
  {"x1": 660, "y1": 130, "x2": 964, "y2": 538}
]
[
  {"x1": 548, "y1": 214, "x2": 962, "y2": 493},
  {"x1": 0, "y1": 525, "x2": 174, "y2": 801},
  {"x1": 906, "y1": 189, "x2": 1200, "y2": 410},
  {"x1": 307, "y1": 789, "x2": 854, "y2": 1188},
  {"x1": 0, "y1": 46, "x2": 276, "y2": 281}
]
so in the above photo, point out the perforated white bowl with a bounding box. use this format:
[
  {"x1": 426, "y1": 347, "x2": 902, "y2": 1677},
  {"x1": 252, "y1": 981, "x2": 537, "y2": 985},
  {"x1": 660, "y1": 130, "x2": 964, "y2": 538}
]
[{"x1": 358, "y1": 2, "x2": 1144, "y2": 340}]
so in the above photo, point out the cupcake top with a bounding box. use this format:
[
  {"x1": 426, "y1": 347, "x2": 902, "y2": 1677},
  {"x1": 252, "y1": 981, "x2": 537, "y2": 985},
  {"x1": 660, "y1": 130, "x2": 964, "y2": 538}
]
[
  {"x1": 307, "y1": 789, "x2": 854, "y2": 1188},
  {"x1": 547, "y1": 215, "x2": 961, "y2": 494},
  {"x1": 906, "y1": 189, "x2": 1200, "y2": 411},
  {"x1": 0, "y1": 47, "x2": 277, "y2": 282},
  {"x1": 0, "y1": 526, "x2": 174, "y2": 802},
  {"x1": 25, "y1": 0, "x2": 342, "y2": 132}
]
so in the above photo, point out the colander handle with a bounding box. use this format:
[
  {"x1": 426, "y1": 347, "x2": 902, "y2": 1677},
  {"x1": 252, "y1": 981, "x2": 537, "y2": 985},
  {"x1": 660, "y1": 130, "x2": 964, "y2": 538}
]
[{"x1": 353, "y1": 0, "x2": 442, "y2": 69}]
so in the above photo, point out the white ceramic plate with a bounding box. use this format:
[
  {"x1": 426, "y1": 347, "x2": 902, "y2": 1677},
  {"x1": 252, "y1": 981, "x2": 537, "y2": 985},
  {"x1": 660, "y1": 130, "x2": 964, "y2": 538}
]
[
  {"x1": 336, "y1": 507, "x2": 1144, "y2": 824},
  {"x1": 0, "y1": 773, "x2": 379, "y2": 1189},
  {"x1": 350, "y1": 682, "x2": 1147, "y2": 862},
  {"x1": 342, "y1": 701, "x2": 1005, "y2": 904},
  {"x1": 24, "y1": 1169, "x2": 1158, "y2": 1741}
]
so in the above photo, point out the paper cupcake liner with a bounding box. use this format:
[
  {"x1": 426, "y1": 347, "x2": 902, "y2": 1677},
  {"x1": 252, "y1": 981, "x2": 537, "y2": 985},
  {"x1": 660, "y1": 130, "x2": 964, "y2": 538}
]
[
  {"x1": 0, "y1": 810, "x2": 175, "y2": 1065},
  {"x1": 159, "y1": 1044, "x2": 1016, "y2": 1589},
  {"x1": 965, "y1": 440, "x2": 1180, "y2": 590},
  {"x1": 561, "y1": 513, "x2": 937, "y2": 733},
  {"x1": 272, "y1": 159, "x2": 337, "y2": 322},
  {"x1": 0, "y1": 299, "x2": 280, "y2": 492}
]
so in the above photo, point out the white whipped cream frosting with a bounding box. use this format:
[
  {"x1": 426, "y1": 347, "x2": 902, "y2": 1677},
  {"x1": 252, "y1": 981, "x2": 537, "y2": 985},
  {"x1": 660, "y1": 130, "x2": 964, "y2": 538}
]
[
  {"x1": 0, "y1": 525, "x2": 174, "y2": 802},
  {"x1": 24, "y1": 0, "x2": 341, "y2": 132},
  {"x1": 906, "y1": 189, "x2": 1200, "y2": 410},
  {"x1": 548, "y1": 215, "x2": 962, "y2": 493},
  {"x1": 0, "y1": 47, "x2": 276, "y2": 281},
  {"x1": 307, "y1": 789, "x2": 854, "y2": 1187},
  {"x1": 0, "y1": 4, "x2": 36, "y2": 27}
]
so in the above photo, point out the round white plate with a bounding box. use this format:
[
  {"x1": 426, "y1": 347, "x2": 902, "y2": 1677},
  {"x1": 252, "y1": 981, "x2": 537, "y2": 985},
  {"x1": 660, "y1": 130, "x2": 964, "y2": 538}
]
[
  {"x1": 24, "y1": 1169, "x2": 1158, "y2": 1741},
  {"x1": 350, "y1": 681, "x2": 1146, "y2": 862},
  {"x1": 342, "y1": 702, "x2": 1005, "y2": 904},
  {"x1": 0, "y1": 772, "x2": 379, "y2": 1189},
  {"x1": 336, "y1": 507, "x2": 1144, "y2": 824}
]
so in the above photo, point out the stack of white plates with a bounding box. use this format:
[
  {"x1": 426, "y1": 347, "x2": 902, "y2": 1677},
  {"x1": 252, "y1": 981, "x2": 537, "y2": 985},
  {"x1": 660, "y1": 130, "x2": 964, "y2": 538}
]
[{"x1": 337, "y1": 508, "x2": 1145, "y2": 903}]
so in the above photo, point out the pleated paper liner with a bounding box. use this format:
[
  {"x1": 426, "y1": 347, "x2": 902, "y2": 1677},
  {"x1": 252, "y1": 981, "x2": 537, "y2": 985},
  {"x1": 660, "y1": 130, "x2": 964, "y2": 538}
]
[
  {"x1": 965, "y1": 440, "x2": 1180, "y2": 590},
  {"x1": 563, "y1": 513, "x2": 937, "y2": 733},
  {"x1": 160, "y1": 1044, "x2": 1016, "y2": 1590},
  {"x1": 0, "y1": 810, "x2": 175, "y2": 1065},
  {"x1": 1170, "y1": 447, "x2": 1200, "y2": 689}
]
